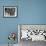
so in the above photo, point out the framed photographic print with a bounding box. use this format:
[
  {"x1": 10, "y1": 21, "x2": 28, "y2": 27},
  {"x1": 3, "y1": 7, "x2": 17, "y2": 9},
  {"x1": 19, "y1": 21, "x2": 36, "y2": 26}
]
[
  {"x1": 3, "y1": 6, "x2": 17, "y2": 17},
  {"x1": 18, "y1": 24, "x2": 46, "y2": 42}
]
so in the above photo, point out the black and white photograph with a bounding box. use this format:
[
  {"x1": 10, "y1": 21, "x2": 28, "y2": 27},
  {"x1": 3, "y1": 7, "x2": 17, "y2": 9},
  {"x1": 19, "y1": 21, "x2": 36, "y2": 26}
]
[
  {"x1": 4, "y1": 6, "x2": 17, "y2": 17},
  {"x1": 18, "y1": 24, "x2": 46, "y2": 46},
  {"x1": 18, "y1": 25, "x2": 46, "y2": 41}
]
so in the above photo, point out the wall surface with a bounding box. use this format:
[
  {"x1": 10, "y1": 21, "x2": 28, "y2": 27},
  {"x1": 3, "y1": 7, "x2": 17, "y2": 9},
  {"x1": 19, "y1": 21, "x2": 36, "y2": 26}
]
[
  {"x1": 0, "y1": 0, "x2": 18, "y2": 44},
  {"x1": 18, "y1": 0, "x2": 46, "y2": 24},
  {"x1": 0, "y1": 0, "x2": 46, "y2": 46}
]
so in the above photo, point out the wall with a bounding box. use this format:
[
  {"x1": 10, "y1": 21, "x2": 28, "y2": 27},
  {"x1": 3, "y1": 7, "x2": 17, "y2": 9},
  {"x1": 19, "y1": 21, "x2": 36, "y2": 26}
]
[
  {"x1": 18, "y1": 0, "x2": 46, "y2": 24},
  {"x1": 0, "y1": 0, "x2": 46, "y2": 45},
  {"x1": 0, "y1": 0, "x2": 18, "y2": 44}
]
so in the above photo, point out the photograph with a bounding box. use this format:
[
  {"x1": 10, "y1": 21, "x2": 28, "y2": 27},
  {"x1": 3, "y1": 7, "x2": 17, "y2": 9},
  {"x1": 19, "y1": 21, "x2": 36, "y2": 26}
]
[
  {"x1": 18, "y1": 24, "x2": 46, "y2": 41},
  {"x1": 4, "y1": 6, "x2": 17, "y2": 17}
]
